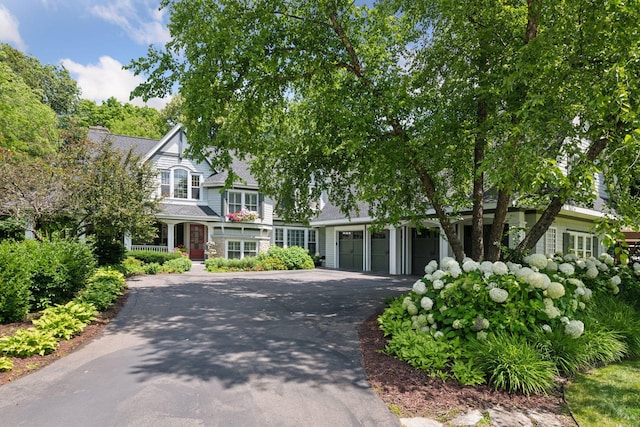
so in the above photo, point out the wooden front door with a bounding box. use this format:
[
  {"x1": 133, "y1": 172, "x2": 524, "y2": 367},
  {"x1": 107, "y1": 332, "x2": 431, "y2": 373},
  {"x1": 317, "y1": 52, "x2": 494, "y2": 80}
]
[{"x1": 189, "y1": 224, "x2": 205, "y2": 260}]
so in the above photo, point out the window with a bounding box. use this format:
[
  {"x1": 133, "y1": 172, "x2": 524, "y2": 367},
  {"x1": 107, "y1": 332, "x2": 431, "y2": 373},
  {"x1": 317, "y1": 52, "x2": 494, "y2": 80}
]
[
  {"x1": 308, "y1": 229, "x2": 317, "y2": 254},
  {"x1": 545, "y1": 227, "x2": 557, "y2": 256},
  {"x1": 159, "y1": 169, "x2": 202, "y2": 200},
  {"x1": 228, "y1": 191, "x2": 243, "y2": 213},
  {"x1": 567, "y1": 232, "x2": 594, "y2": 258},
  {"x1": 160, "y1": 171, "x2": 170, "y2": 197},
  {"x1": 287, "y1": 229, "x2": 305, "y2": 248},
  {"x1": 227, "y1": 241, "x2": 257, "y2": 259},
  {"x1": 174, "y1": 169, "x2": 188, "y2": 199},
  {"x1": 191, "y1": 175, "x2": 200, "y2": 200},
  {"x1": 228, "y1": 241, "x2": 241, "y2": 259},
  {"x1": 275, "y1": 228, "x2": 284, "y2": 247}
]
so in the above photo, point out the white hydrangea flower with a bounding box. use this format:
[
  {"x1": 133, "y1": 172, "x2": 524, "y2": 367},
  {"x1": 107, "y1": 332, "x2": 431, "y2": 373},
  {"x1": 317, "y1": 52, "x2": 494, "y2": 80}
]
[
  {"x1": 546, "y1": 261, "x2": 559, "y2": 272},
  {"x1": 423, "y1": 273, "x2": 433, "y2": 281},
  {"x1": 574, "y1": 286, "x2": 586, "y2": 297},
  {"x1": 583, "y1": 288, "x2": 593, "y2": 301},
  {"x1": 406, "y1": 302, "x2": 418, "y2": 315},
  {"x1": 563, "y1": 253, "x2": 579, "y2": 262},
  {"x1": 462, "y1": 257, "x2": 474, "y2": 264},
  {"x1": 420, "y1": 296, "x2": 434, "y2": 311},
  {"x1": 570, "y1": 299, "x2": 578, "y2": 311},
  {"x1": 565, "y1": 320, "x2": 585, "y2": 339},
  {"x1": 546, "y1": 282, "x2": 566, "y2": 299},
  {"x1": 489, "y1": 287, "x2": 509, "y2": 303},
  {"x1": 441, "y1": 257, "x2": 459, "y2": 271},
  {"x1": 579, "y1": 302, "x2": 586, "y2": 310},
  {"x1": 567, "y1": 278, "x2": 584, "y2": 287},
  {"x1": 492, "y1": 261, "x2": 509, "y2": 276},
  {"x1": 486, "y1": 281, "x2": 498, "y2": 289},
  {"x1": 450, "y1": 265, "x2": 462, "y2": 278},
  {"x1": 526, "y1": 253, "x2": 549, "y2": 270},
  {"x1": 477, "y1": 331, "x2": 488, "y2": 340},
  {"x1": 413, "y1": 280, "x2": 427, "y2": 295},
  {"x1": 527, "y1": 272, "x2": 551, "y2": 290},
  {"x1": 433, "y1": 330, "x2": 444, "y2": 339},
  {"x1": 560, "y1": 316, "x2": 570, "y2": 324},
  {"x1": 610, "y1": 275, "x2": 622, "y2": 286},
  {"x1": 432, "y1": 270, "x2": 446, "y2": 280},
  {"x1": 424, "y1": 260, "x2": 439, "y2": 274},
  {"x1": 427, "y1": 313, "x2": 435, "y2": 324},
  {"x1": 507, "y1": 262, "x2": 522, "y2": 274},
  {"x1": 600, "y1": 253, "x2": 615, "y2": 266},
  {"x1": 558, "y1": 263, "x2": 575, "y2": 276},
  {"x1": 634, "y1": 262, "x2": 640, "y2": 272},
  {"x1": 480, "y1": 261, "x2": 494, "y2": 275},
  {"x1": 463, "y1": 260, "x2": 480, "y2": 272},
  {"x1": 439, "y1": 304, "x2": 448, "y2": 313},
  {"x1": 402, "y1": 296, "x2": 413, "y2": 309},
  {"x1": 433, "y1": 279, "x2": 445, "y2": 290},
  {"x1": 452, "y1": 319, "x2": 463, "y2": 329},
  {"x1": 542, "y1": 298, "x2": 561, "y2": 319},
  {"x1": 585, "y1": 267, "x2": 599, "y2": 279},
  {"x1": 515, "y1": 266, "x2": 534, "y2": 281},
  {"x1": 576, "y1": 259, "x2": 587, "y2": 269},
  {"x1": 542, "y1": 324, "x2": 552, "y2": 333}
]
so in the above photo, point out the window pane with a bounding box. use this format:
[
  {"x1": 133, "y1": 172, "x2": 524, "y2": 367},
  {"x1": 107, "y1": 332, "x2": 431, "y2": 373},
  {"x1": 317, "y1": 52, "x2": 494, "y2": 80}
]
[
  {"x1": 174, "y1": 169, "x2": 188, "y2": 199},
  {"x1": 287, "y1": 229, "x2": 305, "y2": 248},
  {"x1": 245, "y1": 193, "x2": 258, "y2": 211},
  {"x1": 191, "y1": 175, "x2": 200, "y2": 199},
  {"x1": 275, "y1": 228, "x2": 284, "y2": 247},
  {"x1": 229, "y1": 192, "x2": 242, "y2": 212},
  {"x1": 161, "y1": 171, "x2": 170, "y2": 197}
]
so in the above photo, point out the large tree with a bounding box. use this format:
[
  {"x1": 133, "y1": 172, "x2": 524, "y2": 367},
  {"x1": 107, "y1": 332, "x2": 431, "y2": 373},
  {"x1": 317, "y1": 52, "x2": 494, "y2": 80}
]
[{"x1": 130, "y1": 0, "x2": 640, "y2": 261}]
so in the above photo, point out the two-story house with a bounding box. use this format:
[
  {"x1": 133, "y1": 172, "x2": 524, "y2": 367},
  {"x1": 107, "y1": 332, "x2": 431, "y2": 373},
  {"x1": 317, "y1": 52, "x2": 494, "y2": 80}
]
[{"x1": 89, "y1": 124, "x2": 608, "y2": 274}]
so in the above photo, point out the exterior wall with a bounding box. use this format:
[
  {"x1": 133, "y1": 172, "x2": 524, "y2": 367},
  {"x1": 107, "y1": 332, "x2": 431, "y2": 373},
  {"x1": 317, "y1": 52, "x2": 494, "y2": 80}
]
[{"x1": 324, "y1": 226, "x2": 337, "y2": 268}]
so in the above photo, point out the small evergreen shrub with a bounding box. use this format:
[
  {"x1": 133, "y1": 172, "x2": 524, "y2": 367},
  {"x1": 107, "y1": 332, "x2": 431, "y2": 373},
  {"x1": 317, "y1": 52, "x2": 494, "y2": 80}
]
[
  {"x1": 0, "y1": 241, "x2": 32, "y2": 323},
  {"x1": 162, "y1": 257, "x2": 192, "y2": 273},
  {"x1": 92, "y1": 239, "x2": 126, "y2": 266},
  {"x1": 75, "y1": 268, "x2": 126, "y2": 311},
  {"x1": 126, "y1": 250, "x2": 182, "y2": 265},
  {"x1": 20, "y1": 239, "x2": 96, "y2": 310},
  {"x1": 122, "y1": 256, "x2": 145, "y2": 276},
  {"x1": 143, "y1": 262, "x2": 162, "y2": 275},
  {"x1": 257, "y1": 246, "x2": 314, "y2": 270},
  {"x1": 0, "y1": 328, "x2": 58, "y2": 357}
]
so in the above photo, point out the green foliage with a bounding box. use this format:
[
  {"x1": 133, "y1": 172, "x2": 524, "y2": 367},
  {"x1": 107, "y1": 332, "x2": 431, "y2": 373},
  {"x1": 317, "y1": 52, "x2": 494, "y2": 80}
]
[
  {"x1": 585, "y1": 294, "x2": 640, "y2": 359},
  {"x1": 20, "y1": 239, "x2": 96, "y2": 310},
  {"x1": 92, "y1": 239, "x2": 126, "y2": 266},
  {"x1": 0, "y1": 328, "x2": 58, "y2": 357},
  {"x1": 257, "y1": 246, "x2": 315, "y2": 270},
  {"x1": 127, "y1": 250, "x2": 183, "y2": 265},
  {"x1": 0, "y1": 240, "x2": 32, "y2": 323},
  {"x1": 143, "y1": 262, "x2": 162, "y2": 275},
  {"x1": 121, "y1": 256, "x2": 145, "y2": 276},
  {"x1": 0, "y1": 356, "x2": 13, "y2": 372},
  {"x1": 31, "y1": 301, "x2": 97, "y2": 340},
  {"x1": 75, "y1": 268, "x2": 126, "y2": 312},
  {"x1": 205, "y1": 257, "x2": 259, "y2": 272},
  {"x1": 472, "y1": 333, "x2": 558, "y2": 396},
  {"x1": 39, "y1": 301, "x2": 98, "y2": 325},
  {"x1": 162, "y1": 257, "x2": 192, "y2": 273}
]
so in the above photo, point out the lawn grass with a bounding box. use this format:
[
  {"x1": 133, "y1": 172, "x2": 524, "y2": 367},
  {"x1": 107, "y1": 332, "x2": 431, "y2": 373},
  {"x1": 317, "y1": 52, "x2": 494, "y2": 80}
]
[{"x1": 565, "y1": 359, "x2": 640, "y2": 427}]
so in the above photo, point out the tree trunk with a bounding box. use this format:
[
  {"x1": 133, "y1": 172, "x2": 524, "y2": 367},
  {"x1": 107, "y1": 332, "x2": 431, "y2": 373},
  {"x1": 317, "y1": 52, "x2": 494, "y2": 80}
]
[
  {"x1": 471, "y1": 99, "x2": 487, "y2": 261},
  {"x1": 486, "y1": 188, "x2": 511, "y2": 261}
]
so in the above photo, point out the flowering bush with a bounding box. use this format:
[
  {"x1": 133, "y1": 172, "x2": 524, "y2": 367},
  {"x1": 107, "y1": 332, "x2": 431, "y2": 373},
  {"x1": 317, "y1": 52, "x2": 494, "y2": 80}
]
[
  {"x1": 226, "y1": 209, "x2": 259, "y2": 222},
  {"x1": 379, "y1": 253, "x2": 640, "y2": 394}
]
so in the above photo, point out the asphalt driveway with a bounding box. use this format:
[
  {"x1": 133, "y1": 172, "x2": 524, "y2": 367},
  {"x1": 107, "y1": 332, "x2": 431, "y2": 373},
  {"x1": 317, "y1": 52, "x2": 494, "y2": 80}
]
[{"x1": 0, "y1": 265, "x2": 412, "y2": 427}]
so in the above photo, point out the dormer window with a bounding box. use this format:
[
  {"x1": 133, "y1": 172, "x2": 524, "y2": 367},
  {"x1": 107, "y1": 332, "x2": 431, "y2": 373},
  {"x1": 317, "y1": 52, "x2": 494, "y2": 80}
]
[
  {"x1": 159, "y1": 168, "x2": 202, "y2": 200},
  {"x1": 228, "y1": 191, "x2": 258, "y2": 212}
]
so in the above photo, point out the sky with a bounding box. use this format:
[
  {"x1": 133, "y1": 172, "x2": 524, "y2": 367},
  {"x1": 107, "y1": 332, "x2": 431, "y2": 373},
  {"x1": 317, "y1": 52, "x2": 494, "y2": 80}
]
[{"x1": 0, "y1": 0, "x2": 171, "y2": 109}]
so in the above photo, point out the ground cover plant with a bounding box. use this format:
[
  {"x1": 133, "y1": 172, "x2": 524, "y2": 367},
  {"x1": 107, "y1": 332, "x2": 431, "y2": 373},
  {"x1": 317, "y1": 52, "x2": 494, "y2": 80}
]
[
  {"x1": 378, "y1": 253, "x2": 640, "y2": 395},
  {"x1": 121, "y1": 251, "x2": 192, "y2": 276},
  {"x1": 205, "y1": 246, "x2": 314, "y2": 272},
  {"x1": 564, "y1": 359, "x2": 640, "y2": 427}
]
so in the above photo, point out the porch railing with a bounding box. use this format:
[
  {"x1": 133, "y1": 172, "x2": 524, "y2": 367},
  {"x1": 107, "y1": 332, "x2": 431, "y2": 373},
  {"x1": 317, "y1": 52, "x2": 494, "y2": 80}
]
[{"x1": 130, "y1": 245, "x2": 169, "y2": 253}]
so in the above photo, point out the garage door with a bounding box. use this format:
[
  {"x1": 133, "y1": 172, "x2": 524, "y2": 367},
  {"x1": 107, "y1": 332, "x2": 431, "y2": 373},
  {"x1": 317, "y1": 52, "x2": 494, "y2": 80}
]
[
  {"x1": 339, "y1": 231, "x2": 364, "y2": 271},
  {"x1": 371, "y1": 230, "x2": 389, "y2": 273},
  {"x1": 412, "y1": 228, "x2": 440, "y2": 276}
]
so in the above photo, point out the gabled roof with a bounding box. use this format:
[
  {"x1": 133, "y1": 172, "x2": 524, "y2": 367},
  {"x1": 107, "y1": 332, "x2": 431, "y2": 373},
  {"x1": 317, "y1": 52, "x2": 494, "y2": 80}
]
[
  {"x1": 204, "y1": 155, "x2": 259, "y2": 189},
  {"x1": 87, "y1": 126, "x2": 158, "y2": 158},
  {"x1": 157, "y1": 203, "x2": 220, "y2": 220}
]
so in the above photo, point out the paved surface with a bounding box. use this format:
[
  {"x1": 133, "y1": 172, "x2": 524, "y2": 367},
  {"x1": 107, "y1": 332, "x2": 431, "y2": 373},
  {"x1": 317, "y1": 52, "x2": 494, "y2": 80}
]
[{"x1": 0, "y1": 265, "x2": 413, "y2": 427}]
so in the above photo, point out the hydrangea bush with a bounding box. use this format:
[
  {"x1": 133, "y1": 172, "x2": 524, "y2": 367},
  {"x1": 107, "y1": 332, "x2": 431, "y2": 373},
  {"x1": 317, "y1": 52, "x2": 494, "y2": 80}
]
[{"x1": 379, "y1": 252, "x2": 640, "y2": 394}]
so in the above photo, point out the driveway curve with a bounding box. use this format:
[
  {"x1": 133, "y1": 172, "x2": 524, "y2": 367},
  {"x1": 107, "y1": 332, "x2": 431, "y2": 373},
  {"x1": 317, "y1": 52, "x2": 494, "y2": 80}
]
[{"x1": 0, "y1": 265, "x2": 412, "y2": 427}]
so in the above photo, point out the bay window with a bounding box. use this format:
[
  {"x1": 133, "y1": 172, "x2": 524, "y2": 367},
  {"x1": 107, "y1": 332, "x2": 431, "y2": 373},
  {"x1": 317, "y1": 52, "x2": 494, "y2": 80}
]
[{"x1": 159, "y1": 168, "x2": 202, "y2": 200}]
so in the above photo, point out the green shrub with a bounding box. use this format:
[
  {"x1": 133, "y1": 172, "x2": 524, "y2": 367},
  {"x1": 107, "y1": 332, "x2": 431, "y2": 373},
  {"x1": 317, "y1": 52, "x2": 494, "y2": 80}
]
[
  {"x1": 162, "y1": 257, "x2": 192, "y2": 273},
  {"x1": 0, "y1": 356, "x2": 13, "y2": 372},
  {"x1": 75, "y1": 268, "x2": 126, "y2": 311},
  {"x1": 585, "y1": 294, "x2": 640, "y2": 359},
  {"x1": 126, "y1": 250, "x2": 182, "y2": 265},
  {"x1": 143, "y1": 262, "x2": 162, "y2": 275},
  {"x1": 122, "y1": 256, "x2": 145, "y2": 276},
  {"x1": 20, "y1": 239, "x2": 96, "y2": 310},
  {"x1": 92, "y1": 239, "x2": 126, "y2": 266},
  {"x1": 205, "y1": 257, "x2": 256, "y2": 271},
  {"x1": 0, "y1": 241, "x2": 32, "y2": 323},
  {"x1": 259, "y1": 256, "x2": 288, "y2": 271},
  {"x1": 0, "y1": 328, "x2": 58, "y2": 357},
  {"x1": 472, "y1": 333, "x2": 558, "y2": 396},
  {"x1": 258, "y1": 246, "x2": 314, "y2": 270}
]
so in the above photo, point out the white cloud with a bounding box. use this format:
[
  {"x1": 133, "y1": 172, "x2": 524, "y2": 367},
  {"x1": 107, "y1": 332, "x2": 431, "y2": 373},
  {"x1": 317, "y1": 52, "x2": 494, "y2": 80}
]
[
  {"x1": 90, "y1": 0, "x2": 170, "y2": 45},
  {"x1": 62, "y1": 55, "x2": 168, "y2": 109},
  {"x1": 0, "y1": 5, "x2": 27, "y2": 51}
]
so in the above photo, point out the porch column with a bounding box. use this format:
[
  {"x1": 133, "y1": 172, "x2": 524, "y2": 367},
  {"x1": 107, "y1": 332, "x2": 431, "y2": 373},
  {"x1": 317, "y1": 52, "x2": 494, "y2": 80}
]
[
  {"x1": 166, "y1": 221, "x2": 177, "y2": 252},
  {"x1": 439, "y1": 225, "x2": 449, "y2": 262},
  {"x1": 124, "y1": 232, "x2": 132, "y2": 251},
  {"x1": 389, "y1": 226, "x2": 398, "y2": 275}
]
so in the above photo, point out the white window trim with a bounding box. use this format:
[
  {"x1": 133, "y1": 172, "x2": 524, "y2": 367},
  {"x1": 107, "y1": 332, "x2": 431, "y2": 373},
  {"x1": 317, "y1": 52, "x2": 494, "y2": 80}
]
[
  {"x1": 568, "y1": 231, "x2": 594, "y2": 258},
  {"x1": 545, "y1": 227, "x2": 557, "y2": 256},
  {"x1": 159, "y1": 167, "x2": 203, "y2": 201},
  {"x1": 273, "y1": 227, "x2": 316, "y2": 252}
]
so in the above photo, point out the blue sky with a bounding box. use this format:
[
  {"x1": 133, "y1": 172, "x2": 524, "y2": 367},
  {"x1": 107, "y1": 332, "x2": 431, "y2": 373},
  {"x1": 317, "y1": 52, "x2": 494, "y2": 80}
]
[{"x1": 0, "y1": 0, "x2": 170, "y2": 109}]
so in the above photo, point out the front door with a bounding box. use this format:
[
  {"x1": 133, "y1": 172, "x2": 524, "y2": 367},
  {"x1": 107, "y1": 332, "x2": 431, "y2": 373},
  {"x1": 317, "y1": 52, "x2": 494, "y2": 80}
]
[{"x1": 189, "y1": 224, "x2": 205, "y2": 260}]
